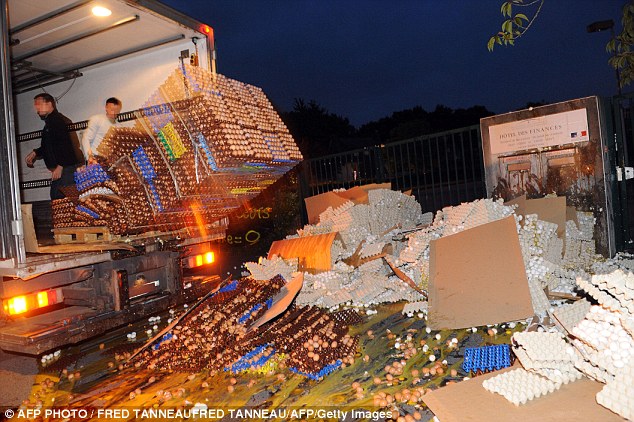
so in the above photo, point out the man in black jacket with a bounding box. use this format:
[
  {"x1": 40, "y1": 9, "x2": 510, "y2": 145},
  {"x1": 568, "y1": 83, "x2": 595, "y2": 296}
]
[{"x1": 25, "y1": 93, "x2": 83, "y2": 200}]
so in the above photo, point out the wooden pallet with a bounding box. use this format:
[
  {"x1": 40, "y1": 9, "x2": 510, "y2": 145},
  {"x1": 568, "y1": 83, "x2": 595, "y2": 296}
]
[{"x1": 53, "y1": 226, "x2": 115, "y2": 244}]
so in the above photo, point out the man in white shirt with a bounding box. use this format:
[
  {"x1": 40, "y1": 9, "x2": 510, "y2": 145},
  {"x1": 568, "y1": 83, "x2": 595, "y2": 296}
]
[{"x1": 81, "y1": 97, "x2": 122, "y2": 164}]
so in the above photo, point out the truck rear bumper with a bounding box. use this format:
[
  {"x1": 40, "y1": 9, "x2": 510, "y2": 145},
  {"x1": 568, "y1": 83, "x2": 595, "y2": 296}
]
[{"x1": 0, "y1": 293, "x2": 172, "y2": 355}]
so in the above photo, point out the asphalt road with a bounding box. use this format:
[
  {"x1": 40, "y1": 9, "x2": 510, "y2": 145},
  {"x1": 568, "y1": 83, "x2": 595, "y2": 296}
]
[{"x1": 0, "y1": 349, "x2": 37, "y2": 407}]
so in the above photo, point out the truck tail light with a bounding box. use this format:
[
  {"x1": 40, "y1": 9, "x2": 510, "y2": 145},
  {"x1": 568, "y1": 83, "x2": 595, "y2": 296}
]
[
  {"x1": 3, "y1": 289, "x2": 62, "y2": 316},
  {"x1": 6, "y1": 296, "x2": 27, "y2": 315},
  {"x1": 185, "y1": 251, "x2": 215, "y2": 268},
  {"x1": 37, "y1": 291, "x2": 49, "y2": 307}
]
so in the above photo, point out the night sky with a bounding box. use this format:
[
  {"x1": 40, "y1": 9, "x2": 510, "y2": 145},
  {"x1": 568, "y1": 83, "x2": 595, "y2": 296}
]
[{"x1": 160, "y1": 0, "x2": 624, "y2": 127}]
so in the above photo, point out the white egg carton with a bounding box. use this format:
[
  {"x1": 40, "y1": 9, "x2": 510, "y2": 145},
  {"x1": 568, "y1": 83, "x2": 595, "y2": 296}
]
[
  {"x1": 320, "y1": 289, "x2": 353, "y2": 308},
  {"x1": 244, "y1": 256, "x2": 297, "y2": 282},
  {"x1": 358, "y1": 258, "x2": 387, "y2": 275},
  {"x1": 544, "y1": 236, "x2": 564, "y2": 266},
  {"x1": 513, "y1": 345, "x2": 561, "y2": 371},
  {"x1": 571, "y1": 308, "x2": 634, "y2": 376},
  {"x1": 532, "y1": 366, "x2": 583, "y2": 385},
  {"x1": 468, "y1": 198, "x2": 512, "y2": 224},
  {"x1": 400, "y1": 233, "x2": 430, "y2": 263},
  {"x1": 295, "y1": 289, "x2": 324, "y2": 307},
  {"x1": 574, "y1": 358, "x2": 614, "y2": 384},
  {"x1": 420, "y1": 211, "x2": 434, "y2": 226},
  {"x1": 360, "y1": 241, "x2": 387, "y2": 259},
  {"x1": 332, "y1": 260, "x2": 354, "y2": 273},
  {"x1": 402, "y1": 301, "x2": 428, "y2": 315},
  {"x1": 373, "y1": 283, "x2": 420, "y2": 304},
  {"x1": 613, "y1": 252, "x2": 634, "y2": 273},
  {"x1": 577, "y1": 277, "x2": 630, "y2": 315},
  {"x1": 545, "y1": 266, "x2": 582, "y2": 294},
  {"x1": 442, "y1": 202, "x2": 474, "y2": 226},
  {"x1": 552, "y1": 298, "x2": 592, "y2": 334},
  {"x1": 527, "y1": 277, "x2": 551, "y2": 315},
  {"x1": 368, "y1": 189, "x2": 422, "y2": 230},
  {"x1": 330, "y1": 211, "x2": 354, "y2": 232},
  {"x1": 314, "y1": 271, "x2": 347, "y2": 292},
  {"x1": 482, "y1": 368, "x2": 562, "y2": 406},
  {"x1": 512, "y1": 332, "x2": 577, "y2": 363},
  {"x1": 576, "y1": 212, "x2": 596, "y2": 240},
  {"x1": 622, "y1": 317, "x2": 634, "y2": 338},
  {"x1": 295, "y1": 224, "x2": 333, "y2": 237},
  {"x1": 591, "y1": 259, "x2": 622, "y2": 276},
  {"x1": 595, "y1": 360, "x2": 634, "y2": 421},
  {"x1": 320, "y1": 200, "x2": 354, "y2": 221},
  {"x1": 594, "y1": 269, "x2": 634, "y2": 292}
]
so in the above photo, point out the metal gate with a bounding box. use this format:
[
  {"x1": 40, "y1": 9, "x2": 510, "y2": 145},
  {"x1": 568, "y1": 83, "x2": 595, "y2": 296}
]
[
  {"x1": 297, "y1": 125, "x2": 485, "y2": 220},
  {"x1": 608, "y1": 93, "x2": 634, "y2": 252}
]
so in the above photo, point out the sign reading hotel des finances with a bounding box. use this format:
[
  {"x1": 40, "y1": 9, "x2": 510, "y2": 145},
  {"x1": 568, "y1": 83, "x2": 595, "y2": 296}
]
[{"x1": 488, "y1": 108, "x2": 589, "y2": 155}]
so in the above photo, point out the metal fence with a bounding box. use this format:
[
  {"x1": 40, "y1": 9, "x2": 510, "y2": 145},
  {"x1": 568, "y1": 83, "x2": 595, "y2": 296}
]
[
  {"x1": 608, "y1": 93, "x2": 634, "y2": 251},
  {"x1": 297, "y1": 125, "x2": 486, "y2": 220}
]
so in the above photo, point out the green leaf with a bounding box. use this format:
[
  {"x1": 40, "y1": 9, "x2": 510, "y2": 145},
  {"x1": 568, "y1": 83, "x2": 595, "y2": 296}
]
[
  {"x1": 496, "y1": 35, "x2": 503, "y2": 45},
  {"x1": 501, "y1": 2, "x2": 513, "y2": 17},
  {"x1": 502, "y1": 20, "x2": 513, "y2": 33},
  {"x1": 487, "y1": 36, "x2": 496, "y2": 51},
  {"x1": 509, "y1": 39, "x2": 515, "y2": 46},
  {"x1": 515, "y1": 13, "x2": 529, "y2": 21}
]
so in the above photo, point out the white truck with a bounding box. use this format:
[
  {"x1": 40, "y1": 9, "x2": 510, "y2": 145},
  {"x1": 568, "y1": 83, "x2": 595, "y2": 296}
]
[{"x1": 0, "y1": 0, "x2": 299, "y2": 355}]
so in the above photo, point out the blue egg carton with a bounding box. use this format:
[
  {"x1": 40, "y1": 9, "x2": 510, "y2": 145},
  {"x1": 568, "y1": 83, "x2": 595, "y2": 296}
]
[
  {"x1": 219, "y1": 280, "x2": 239, "y2": 293},
  {"x1": 197, "y1": 133, "x2": 219, "y2": 171},
  {"x1": 74, "y1": 164, "x2": 110, "y2": 191},
  {"x1": 462, "y1": 344, "x2": 511, "y2": 373},
  {"x1": 289, "y1": 360, "x2": 343, "y2": 380},
  {"x1": 238, "y1": 297, "x2": 273, "y2": 324},
  {"x1": 225, "y1": 344, "x2": 275, "y2": 373},
  {"x1": 132, "y1": 146, "x2": 157, "y2": 181},
  {"x1": 76, "y1": 205, "x2": 100, "y2": 220},
  {"x1": 152, "y1": 333, "x2": 173, "y2": 351},
  {"x1": 147, "y1": 181, "x2": 164, "y2": 212},
  {"x1": 179, "y1": 65, "x2": 201, "y2": 92}
]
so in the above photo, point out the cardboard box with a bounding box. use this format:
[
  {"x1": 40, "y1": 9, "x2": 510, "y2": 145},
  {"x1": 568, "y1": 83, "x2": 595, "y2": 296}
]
[
  {"x1": 506, "y1": 195, "x2": 567, "y2": 238},
  {"x1": 427, "y1": 216, "x2": 534, "y2": 330},
  {"x1": 268, "y1": 232, "x2": 339, "y2": 273},
  {"x1": 423, "y1": 367, "x2": 622, "y2": 422}
]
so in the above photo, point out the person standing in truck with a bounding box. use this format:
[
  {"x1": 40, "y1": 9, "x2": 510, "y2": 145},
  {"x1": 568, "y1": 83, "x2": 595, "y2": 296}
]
[
  {"x1": 25, "y1": 93, "x2": 83, "y2": 200},
  {"x1": 80, "y1": 97, "x2": 122, "y2": 165}
]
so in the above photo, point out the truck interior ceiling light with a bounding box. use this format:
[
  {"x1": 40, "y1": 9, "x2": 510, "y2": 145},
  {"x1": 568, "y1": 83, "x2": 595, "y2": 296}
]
[{"x1": 92, "y1": 6, "x2": 112, "y2": 17}]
